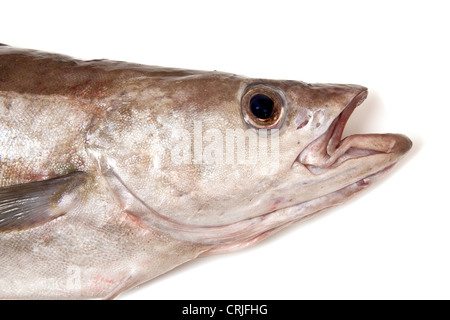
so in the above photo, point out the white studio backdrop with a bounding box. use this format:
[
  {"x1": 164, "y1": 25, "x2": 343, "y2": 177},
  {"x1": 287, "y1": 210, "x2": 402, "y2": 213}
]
[{"x1": 1, "y1": 0, "x2": 448, "y2": 299}]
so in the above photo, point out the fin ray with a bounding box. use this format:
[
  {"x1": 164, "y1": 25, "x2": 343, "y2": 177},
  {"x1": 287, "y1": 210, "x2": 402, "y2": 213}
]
[{"x1": 0, "y1": 172, "x2": 86, "y2": 232}]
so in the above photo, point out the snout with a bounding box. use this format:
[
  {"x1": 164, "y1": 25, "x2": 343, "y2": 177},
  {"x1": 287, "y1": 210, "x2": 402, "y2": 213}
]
[{"x1": 297, "y1": 86, "x2": 411, "y2": 173}]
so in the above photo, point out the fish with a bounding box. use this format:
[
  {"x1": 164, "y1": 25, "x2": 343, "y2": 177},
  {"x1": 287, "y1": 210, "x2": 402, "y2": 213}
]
[{"x1": 0, "y1": 44, "x2": 412, "y2": 299}]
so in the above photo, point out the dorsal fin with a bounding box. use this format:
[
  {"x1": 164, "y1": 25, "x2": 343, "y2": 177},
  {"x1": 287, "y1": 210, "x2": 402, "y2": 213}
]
[{"x1": 0, "y1": 172, "x2": 86, "y2": 232}]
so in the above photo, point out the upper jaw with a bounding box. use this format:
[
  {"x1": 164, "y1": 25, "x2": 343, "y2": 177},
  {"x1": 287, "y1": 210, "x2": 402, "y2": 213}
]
[{"x1": 297, "y1": 88, "x2": 412, "y2": 174}]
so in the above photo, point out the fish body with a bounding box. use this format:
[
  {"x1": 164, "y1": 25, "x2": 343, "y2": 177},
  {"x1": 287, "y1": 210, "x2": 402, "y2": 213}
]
[{"x1": 0, "y1": 45, "x2": 411, "y2": 299}]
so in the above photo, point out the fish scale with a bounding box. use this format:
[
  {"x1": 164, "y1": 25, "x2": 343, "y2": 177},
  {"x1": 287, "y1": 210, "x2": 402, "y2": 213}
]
[{"x1": 0, "y1": 45, "x2": 411, "y2": 299}]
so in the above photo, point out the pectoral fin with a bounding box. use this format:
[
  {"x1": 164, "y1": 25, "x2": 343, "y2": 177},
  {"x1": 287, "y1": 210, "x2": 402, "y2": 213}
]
[{"x1": 0, "y1": 172, "x2": 86, "y2": 232}]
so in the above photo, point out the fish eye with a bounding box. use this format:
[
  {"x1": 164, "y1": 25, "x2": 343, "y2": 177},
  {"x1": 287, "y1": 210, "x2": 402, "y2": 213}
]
[
  {"x1": 241, "y1": 85, "x2": 286, "y2": 130},
  {"x1": 250, "y1": 94, "x2": 274, "y2": 120}
]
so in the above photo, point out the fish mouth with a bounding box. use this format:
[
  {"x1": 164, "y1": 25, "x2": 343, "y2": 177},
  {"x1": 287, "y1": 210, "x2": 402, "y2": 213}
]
[{"x1": 298, "y1": 88, "x2": 412, "y2": 174}]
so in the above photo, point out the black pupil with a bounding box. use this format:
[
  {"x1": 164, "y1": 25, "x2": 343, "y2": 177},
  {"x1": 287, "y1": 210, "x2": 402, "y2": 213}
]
[{"x1": 250, "y1": 94, "x2": 274, "y2": 120}]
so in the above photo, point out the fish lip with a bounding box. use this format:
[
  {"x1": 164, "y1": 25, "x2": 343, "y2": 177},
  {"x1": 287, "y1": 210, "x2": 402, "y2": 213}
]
[
  {"x1": 326, "y1": 89, "x2": 369, "y2": 155},
  {"x1": 297, "y1": 89, "x2": 412, "y2": 173}
]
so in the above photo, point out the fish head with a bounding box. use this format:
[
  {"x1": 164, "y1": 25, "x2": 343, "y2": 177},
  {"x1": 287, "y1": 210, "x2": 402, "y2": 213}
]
[{"x1": 89, "y1": 72, "x2": 412, "y2": 251}]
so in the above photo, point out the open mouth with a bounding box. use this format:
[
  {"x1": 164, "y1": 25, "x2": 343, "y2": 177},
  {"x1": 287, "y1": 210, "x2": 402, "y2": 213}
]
[{"x1": 298, "y1": 89, "x2": 412, "y2": 174}]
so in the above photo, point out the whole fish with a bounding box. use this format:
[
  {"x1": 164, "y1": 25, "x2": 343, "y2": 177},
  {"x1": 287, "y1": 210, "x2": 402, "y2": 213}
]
[{"x1": 0, "y1": 45, "x2": 411, "y2": 299}]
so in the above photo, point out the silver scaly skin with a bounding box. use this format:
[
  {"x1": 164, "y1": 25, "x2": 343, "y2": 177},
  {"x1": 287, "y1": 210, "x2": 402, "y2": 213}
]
[{"x1": 0, "y1": 45, "x2": 411, "y2": 299}]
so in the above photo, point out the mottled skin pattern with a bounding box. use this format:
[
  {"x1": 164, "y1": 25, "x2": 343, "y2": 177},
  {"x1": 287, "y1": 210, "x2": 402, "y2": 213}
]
[{"x1": 0, "y1": 45, "x2": 411, "y2": 299}]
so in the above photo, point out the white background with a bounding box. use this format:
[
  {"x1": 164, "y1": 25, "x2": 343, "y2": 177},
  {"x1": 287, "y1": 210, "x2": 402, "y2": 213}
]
[{"x1": 1, "y1": 0, "x2": 448, "y2": 299}]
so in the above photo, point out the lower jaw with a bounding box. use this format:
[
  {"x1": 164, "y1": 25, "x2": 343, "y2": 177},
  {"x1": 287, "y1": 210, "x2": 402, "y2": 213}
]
[
  {"x1": 204, "y1": 162, "x2": 397, "y2": 255},
  {"x1": 280, "y1": 162, "x2": 396, "y2": 226}
]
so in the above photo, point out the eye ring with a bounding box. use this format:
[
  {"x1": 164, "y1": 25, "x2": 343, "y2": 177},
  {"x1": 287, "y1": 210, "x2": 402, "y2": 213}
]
[{"x1": 241, "y1": 85, "x2": 287, "y2": 130}]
